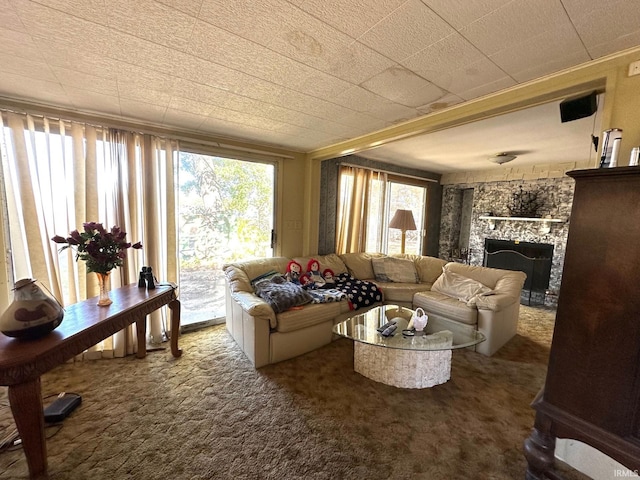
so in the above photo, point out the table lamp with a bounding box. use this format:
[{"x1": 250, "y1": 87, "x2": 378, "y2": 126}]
[{"x1": 389, "y1": 209, "x2": 416, "y2": 254}]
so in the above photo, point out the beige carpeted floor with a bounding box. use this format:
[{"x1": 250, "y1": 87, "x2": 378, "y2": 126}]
[{"x1": 0, "y1": 306, "x2": 590, "y2": 480}]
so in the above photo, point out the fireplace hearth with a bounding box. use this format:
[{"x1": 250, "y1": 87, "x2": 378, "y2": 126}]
[{"x1": 483, "y1": 239, "x2": 553, "y2": 305}]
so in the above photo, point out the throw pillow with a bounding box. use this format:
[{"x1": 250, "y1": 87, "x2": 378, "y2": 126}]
[
  {"x1": 432, "y1": 268, "x2": 493, "y2": 306},
  {"x1": 371, "y1": 257, "x2": 419, "y2": 283}
]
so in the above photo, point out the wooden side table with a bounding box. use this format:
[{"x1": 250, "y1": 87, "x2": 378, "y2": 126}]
[{"x1": 0, "y1": 283, "x2": 181, "y2": 479}]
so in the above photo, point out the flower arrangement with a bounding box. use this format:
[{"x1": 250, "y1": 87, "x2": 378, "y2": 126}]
[{"x1": 52, "y1": 222, "x2": 142, "y2": 274}]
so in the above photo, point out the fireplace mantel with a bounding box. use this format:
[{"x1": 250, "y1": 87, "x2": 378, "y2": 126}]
[{"x1": 478, "y1": 215, "x2": 565, "y2": 234}]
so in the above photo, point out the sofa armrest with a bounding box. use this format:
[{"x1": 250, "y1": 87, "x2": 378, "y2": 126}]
[
  {"x1": 475, "y1": 271, "x2": 526, "y2": 311},
  {"x1": 231, "y1": 291, "x2": 277, "y2": 328},
  {"x1": 475, "y1": 292, "x2": 518, "y2": 311}
]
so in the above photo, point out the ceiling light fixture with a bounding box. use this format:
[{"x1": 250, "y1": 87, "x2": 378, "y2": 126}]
[{"x1": 489, "y1": 153, "x2": 517, "y2": 164}]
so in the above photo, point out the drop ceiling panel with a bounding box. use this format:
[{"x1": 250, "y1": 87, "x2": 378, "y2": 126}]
[
  {"x1": 401, "y1": 33, "x2": 488, "y2": 81},
  {"x1": 107, "y1": 0, "x2": 196, "y2": 51},
  {"x1": 490, "y1": 23, "x2": 589, "y2": 77},
  {"x1": 52, "y1": 67, "x2": 119, "y2": 97},
  {"x1": 198, "y1": 0, "x2": 290, "y2": 47},
  {"x1": 0, "y1": 53, "x2": 56, "y2": 82},
  {"x1": 298, "y1": 0, "x2": 406, "y2": 38},
  {"x1": 66, "y1": 89, "x2": 122, "y2": 117},
  {"x1": 26, "y1": 0, "x2": 110, "y2": 24},
  {"x1": 424, "y1": 0, "x2": 513, "y2": 30},
  {"x1": 429, "y1": 56, "x2": 510, "y2": 97},
  {"x1": 360, "y1": 66, "x2": 444, "y2": 107},
  {"x1": 358, "y1": 0, "x2": 455, "y2": 62},
  {"x1": 460, "y1": 0, "x2": 569, "y2": 56}
]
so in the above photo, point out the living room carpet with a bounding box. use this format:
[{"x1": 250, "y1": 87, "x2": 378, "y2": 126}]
[{"x1": 0, "y1": 306, "x2": 590, "y2": 479}]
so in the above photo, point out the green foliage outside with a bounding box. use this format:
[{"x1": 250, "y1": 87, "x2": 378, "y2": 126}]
[{"x1": 179, "y1": 153, "x2": 274, "y2": 269}]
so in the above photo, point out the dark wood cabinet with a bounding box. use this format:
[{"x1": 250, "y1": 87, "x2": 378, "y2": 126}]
[{"x1": 524, "y1": 167, "x2": 640, "y2": 479}]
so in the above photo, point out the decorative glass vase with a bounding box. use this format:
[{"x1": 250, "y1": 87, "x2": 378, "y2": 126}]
[{"x1": 95, "y1": 272, "x2": 113, "y2": 306}]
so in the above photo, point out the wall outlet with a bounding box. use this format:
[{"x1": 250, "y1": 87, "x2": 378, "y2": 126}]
[{"x1": 629, "y1": 60, "x2": 640, "y2": 77}]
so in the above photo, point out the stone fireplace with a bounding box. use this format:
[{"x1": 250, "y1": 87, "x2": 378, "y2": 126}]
[
  {"x1": 439, "y1": 177, "x2": 575, "y2": 307},
  {"x1": 483, "y1": 239, "x2": 554, "y2": 305}
]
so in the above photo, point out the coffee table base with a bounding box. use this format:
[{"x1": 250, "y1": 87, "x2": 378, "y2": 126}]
[{"x1": 354, "y1": 341, "x2": 452, "y2": 389}]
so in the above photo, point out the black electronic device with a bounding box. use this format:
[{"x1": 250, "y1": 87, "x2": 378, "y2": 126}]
[
  {"x1": 44, "y1": 393, "x2": 82, "y2": 423},
  {"x1": 559, "y1": 91, "x2": 597, "y2": 123}
]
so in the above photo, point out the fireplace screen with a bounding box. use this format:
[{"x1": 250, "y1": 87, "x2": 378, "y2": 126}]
[{"x1": 483, "y1": 239, "x2": 553, "y2": 305}]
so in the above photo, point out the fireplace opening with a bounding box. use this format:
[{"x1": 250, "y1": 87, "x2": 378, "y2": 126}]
[{"x1": 483, "y1": 239, "x2": 553, "y2": 305}]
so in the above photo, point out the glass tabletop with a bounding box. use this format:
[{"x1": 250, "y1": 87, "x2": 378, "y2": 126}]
[{"x1": 333, "y1": 304, "x2": 486, "y2": 352}]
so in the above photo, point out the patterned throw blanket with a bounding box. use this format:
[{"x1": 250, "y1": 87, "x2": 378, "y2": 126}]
[
  {"x1": 334, "y1": 273, "x2": 382, "y2": 310},
  {"x1": 253, "y1": 273, "x2": 382, "y2": 313}
]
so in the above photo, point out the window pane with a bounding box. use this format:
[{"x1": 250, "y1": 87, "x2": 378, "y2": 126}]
[
  {"x1": 178, "y1": 153, "x2": 274, "y2": 325},
  {"x1": 387, "y1": 182, "x2": 426, "y2": 255}
]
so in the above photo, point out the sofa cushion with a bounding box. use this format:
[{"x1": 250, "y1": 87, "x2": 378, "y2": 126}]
[
  {"x1": 413, "y1": 291, "x2": 478, "y2": 325},
  {"x1": 339, "y1": 252, "x2": 385, "y2": 279},
  {"x1": 374, "y1": 281, "x2": 432, "y2": 304},
  {"x1": 276, "y1": 302, "x2": 342, "y2": 333},
  {"x1": 372, "y1": 256, "x2": 419, "y2": 283},
  {"x1": 253, "y1": 276, "x2": 313, "y2": 313},
  {"x1": 432, "y1": 267, "x2": 493, "y2": 306}
]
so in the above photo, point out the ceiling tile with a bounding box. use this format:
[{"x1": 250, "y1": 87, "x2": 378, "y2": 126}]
[
  {"x1": 107, "y1": 0, "x2": 196, "y2": 51},
  {"x1": 26, "y1": 0, "x2": 110, "y2": 25},
  {"x1": 161, "y1": 109, "x2": 207, "y2": 130},
  {"x1": 156, "y1": 0, "x2": 202, "y2": 17},
  {"x1": 117, "y1": 80, "x2": 172, "y2": 106},
  {"x1": 561, "y1": 0, "x2": 640, "y2": 58},
  {"x1": 0, "y1": 53, "x2": 56, "y2": 82},
  {"x1": 297, "y1": 0, "x2": 406, "y2": 38},
  {"x1": 424, "y1": 0, "x2": 513, "y2": 30},
  {"x1": 460, "y1": 0, "x2": 570, "y2": 56},
  {"x1": 324, "y1": 41, "x2": 395, "y2": 85},
  {"x1": 0, "y1": 0, "x2": 26, "y2": 33},
  {"x1": 401, "y1": 32, "x2": 487, "y2": 81},
  {"x1": 491, "y1": 25, "x2": 590, "y2": 80},
  {"x1": 0, "y1": 27, "x2": 44, "y2": 61},
  {"x1": 66, "y1": 89, "x2": 122, "y2": 117},
  {"x1": 198, "y1": 0, "x2": 291, "y2": 47},
  {"x1": 416, "y1": 93, "x2": 464, "y2": 114},
  {"x1": 265, "y1": 5, "x2": 356, "y2": 72},
  {"x1": 360, "y1": 66, "x2": 444, "y2": 107},
  {"x1": 358, "y1": 0, "x2": 455, "y2": 62},
  {"x1": 13, "y1": 0, "x2": 111, "y2": 49},
  {"x1": 429, "y1": 56, "x2": 510, "y2": 96},
  {"x1": 167, "y1": 96, "x2": 216, "y2": 116},
  {"x1": 587, "y1": 29, "x2": 640, "y2": 59},
  {"x1": 0, "y1": 72, "x2": 69, "y2": 106},
  {"x1": 52, "y1": 66, "x2": 119, "y2": 97},
  {"x1": 119, "y1": 98, "x2": 168, "y2": 122},
  {"x1": 107, "y1": 30, "x2": 185, "y2": 76},
  {"x1": 457, "y1": 76, "x2": 516, "y2": 101}
]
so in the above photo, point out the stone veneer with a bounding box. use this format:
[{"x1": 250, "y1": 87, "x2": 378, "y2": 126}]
[{"x1": 439, "y1": 177, "x2": 575, "y2": 306}]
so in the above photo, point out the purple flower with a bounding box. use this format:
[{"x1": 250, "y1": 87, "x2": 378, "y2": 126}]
[{"x1": 52, "y1": 221, "x2": 143, "y2": 274}]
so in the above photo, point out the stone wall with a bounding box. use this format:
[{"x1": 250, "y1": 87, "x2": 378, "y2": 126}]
[{"x1": 440, "y1": 177, "x2": 575, "y2": 306}]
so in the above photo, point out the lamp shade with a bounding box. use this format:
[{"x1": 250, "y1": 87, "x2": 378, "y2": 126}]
[{"x1": 389, "y1": 209, "x2": 417, "y2": 231}]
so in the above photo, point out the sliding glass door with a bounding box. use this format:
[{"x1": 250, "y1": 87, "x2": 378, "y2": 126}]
[{"x1": 178, "y1": 152, "x2": 275, "y2": 326}]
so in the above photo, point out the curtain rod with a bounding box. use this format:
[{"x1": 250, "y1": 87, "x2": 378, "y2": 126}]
[{"x1": 339, "y1": 162, "x2": 440, "y2": 183}]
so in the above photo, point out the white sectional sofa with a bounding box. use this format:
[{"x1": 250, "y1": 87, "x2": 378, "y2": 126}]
[{"x1": 223, "y1": 253, "x2": 526, "y2": 368}]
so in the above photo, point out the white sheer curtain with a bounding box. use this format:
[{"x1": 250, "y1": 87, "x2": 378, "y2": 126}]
[
  {"x1": 336, "y1": 165, "x2": 387, "y2": 254},
  {"x1": 0, "y1": 111, "x2": 178, "y2": 359}
]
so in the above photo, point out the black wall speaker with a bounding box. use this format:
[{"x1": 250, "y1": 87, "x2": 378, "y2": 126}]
[{"x1": 560, "y1": 91, "x2": 598, "y2": 123}]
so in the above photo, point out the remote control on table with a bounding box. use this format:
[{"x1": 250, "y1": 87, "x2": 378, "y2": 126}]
[
  {"x1": 377, "y1": 320, "x2": 397, "y2": 332},
  {"x1": 380, "y1": 324, "x2": 397, "y2": 337}
]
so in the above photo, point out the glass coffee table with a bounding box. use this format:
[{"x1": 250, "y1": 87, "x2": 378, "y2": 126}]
[{"x1": 333, "y1": 304, "x2": 486, "y2": 389}]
